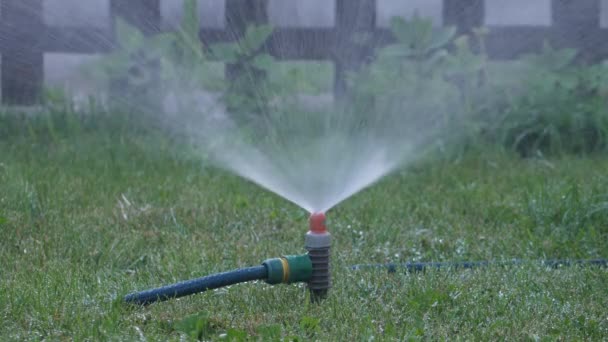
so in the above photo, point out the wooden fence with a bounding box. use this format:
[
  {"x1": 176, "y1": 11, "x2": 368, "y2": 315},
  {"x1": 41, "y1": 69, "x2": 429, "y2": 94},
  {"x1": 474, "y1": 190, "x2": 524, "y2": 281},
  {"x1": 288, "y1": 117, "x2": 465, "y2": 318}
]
[{"x1": 0, "y1": 0, "x2": 605, "y2": 105}]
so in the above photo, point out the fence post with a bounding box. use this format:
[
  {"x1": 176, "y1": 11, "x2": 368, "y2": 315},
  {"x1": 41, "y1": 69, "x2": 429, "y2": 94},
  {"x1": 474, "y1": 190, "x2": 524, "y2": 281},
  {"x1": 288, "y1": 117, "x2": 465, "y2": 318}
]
[
  {"x1": 334, "y1": 0, "x2": 376, "y2": 99},
  {"x1": 443, "y1": 0, "x2": 484, "y2": 35},
  {"x1": 0, "y1": 0, "x2": 44, "y2": 105},
  {"x1": 225, "y1": 0, "x2": 269, "y2": 39},
  {"x1": 552, "y1": 0, "x2": 602, "y2": 62},
  {"x1": 224, "y1": 0, "x2": 269, "y2": 113},
  {"x1": 109, "y1": 0, "x2": 161, "y2": 111}
]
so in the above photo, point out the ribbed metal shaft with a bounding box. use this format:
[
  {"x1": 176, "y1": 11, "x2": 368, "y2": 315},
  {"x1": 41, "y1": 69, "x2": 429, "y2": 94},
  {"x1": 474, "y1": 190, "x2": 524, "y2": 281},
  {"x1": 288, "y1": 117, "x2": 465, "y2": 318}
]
[{"x1": 306, "y1": 246, "x2": 331, "y2": 302}]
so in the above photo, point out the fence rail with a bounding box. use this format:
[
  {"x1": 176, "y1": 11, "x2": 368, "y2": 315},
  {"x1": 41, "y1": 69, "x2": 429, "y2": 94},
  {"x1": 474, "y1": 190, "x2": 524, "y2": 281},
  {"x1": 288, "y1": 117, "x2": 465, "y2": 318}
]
[{"x1": 0, "y1": 0, "x2": 606, "y2": 105}]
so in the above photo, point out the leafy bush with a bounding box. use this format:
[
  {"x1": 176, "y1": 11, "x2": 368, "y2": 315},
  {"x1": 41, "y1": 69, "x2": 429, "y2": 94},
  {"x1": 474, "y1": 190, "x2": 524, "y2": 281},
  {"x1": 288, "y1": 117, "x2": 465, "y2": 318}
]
[
  {"x1": 350, "y1": 14, "x2": 608, "y2": 158},
  {"x1": 458, "y1": 43, "x2": 608, "y2": 157},
  {"x1": 349, "y1": 16, "x2": 459, "y2": 136},
  {"x1": 78, "y1": 5, "x2": 608, "y2": 158},
  {"x1": 347, "y1": 16, "x2": 488, "y2": 156},
  {"x1": 490, "y1": 49, "x2": 608, "y2": 157}
]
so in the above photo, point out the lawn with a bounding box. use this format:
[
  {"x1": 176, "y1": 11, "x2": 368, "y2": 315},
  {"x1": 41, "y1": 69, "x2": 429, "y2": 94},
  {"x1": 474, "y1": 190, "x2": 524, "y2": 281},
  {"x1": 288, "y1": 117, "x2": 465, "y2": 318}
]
[{"x1": 0, "y1": 111, "x2": 607, "y2": 340}]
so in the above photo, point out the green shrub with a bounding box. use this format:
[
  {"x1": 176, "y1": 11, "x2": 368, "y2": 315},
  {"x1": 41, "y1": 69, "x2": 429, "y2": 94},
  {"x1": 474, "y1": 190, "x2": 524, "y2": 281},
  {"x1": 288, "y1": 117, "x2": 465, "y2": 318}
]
[
  {"x1": 63, "y1": 7, "x2": 608, "y2": 158},
  {"x1": 491, "y1": 55, "x2": 608, "y2": 157}
]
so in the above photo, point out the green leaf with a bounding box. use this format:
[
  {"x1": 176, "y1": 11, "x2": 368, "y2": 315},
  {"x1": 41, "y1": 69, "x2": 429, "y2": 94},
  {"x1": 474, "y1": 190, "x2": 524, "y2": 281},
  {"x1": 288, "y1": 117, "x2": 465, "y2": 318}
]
[
  {"x1": 405, "y1": 13, "x2": 432, "y2": 45},
  {"x1": 89, "y1": 53, "x2": 132, "y2": 79},
  {"x1": 175, "y1": 0, "x2": 206, "y2": 63},
  {"x1": 210, "y1": 42, "x2": 241, "y2": 63},
  {"x1": 426, "y1": 49, "x2": 448, "y2": 66},
  {"x1": 148, "y1": 32, "x2": 178, "y2": 60},
  {"x1": 252, "y1": 54, "x2": 275, "y2": 71},
  {"x1": 389, "y1": 14, "x2": 439, "y2": 55},
  {"x1": 0, "y1": 216, "x2": 6, "y2": 225},
  {"x1": 522, "y1": 41, "x2": 578, "y2": 71},
  {"x1": 389, "y1": 16, "x2": 410, "y2": 44},
  {"x1": 242, "y1": 24, "x2": 273, "y2": 53},
  {"x1": 114, "y1": 17, "x2": 145, "y2": 49},
  {"x1": 428, "y1": 26, "x2": 457, "y2": 51},
  {"x1": 378, "y1": 44, "x2": 413, "y2": 59},
  {"x1": 453, "y1": 35, "x2": 470, "y2": 51},
  {"x1": 410, "y1": 13, "x2": 433, "y2": 45}
]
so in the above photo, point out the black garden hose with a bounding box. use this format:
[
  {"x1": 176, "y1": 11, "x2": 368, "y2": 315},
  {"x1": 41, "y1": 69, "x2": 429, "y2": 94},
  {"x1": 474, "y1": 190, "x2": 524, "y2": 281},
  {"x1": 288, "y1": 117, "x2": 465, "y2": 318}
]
[{"x1": 350, "y1": 258, "x2": 608, "y2": 273}]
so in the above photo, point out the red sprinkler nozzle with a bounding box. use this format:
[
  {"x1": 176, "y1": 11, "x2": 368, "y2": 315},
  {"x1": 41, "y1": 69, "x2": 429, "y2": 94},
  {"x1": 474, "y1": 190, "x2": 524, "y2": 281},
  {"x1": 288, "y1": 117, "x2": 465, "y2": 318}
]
[{"x1": 309, "y1": 212, "x2": 327, "y2": 233}]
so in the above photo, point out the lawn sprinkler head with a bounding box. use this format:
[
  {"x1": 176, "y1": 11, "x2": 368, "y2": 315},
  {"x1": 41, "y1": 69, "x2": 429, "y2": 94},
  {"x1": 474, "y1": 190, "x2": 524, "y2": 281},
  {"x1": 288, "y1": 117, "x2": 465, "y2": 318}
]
[{"x1": 305, "y1": 212, "x2": 331, "y2": 302}]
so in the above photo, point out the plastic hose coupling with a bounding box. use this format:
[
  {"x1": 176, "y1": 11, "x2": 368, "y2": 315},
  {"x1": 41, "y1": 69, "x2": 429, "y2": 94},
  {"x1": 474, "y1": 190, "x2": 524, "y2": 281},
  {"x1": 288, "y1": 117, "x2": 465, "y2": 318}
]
[
  {"x1": 306, "y1": 212, "x2": 331, "y2": 302},
  {"x1": 263, "y1": 254, "x2": 313, "y2": 285}
]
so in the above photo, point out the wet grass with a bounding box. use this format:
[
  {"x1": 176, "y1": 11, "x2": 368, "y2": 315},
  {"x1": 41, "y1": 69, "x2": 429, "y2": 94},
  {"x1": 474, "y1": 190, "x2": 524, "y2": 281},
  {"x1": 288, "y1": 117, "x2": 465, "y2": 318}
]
[{"x1": 0, "y1": 111, "x2": 607, "y2": 340}]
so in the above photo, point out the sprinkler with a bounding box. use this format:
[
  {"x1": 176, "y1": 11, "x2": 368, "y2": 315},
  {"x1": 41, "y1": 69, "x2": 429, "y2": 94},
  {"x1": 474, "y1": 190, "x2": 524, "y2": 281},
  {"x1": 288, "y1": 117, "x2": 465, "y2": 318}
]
[
  {"x1": 306, "y1": 212, "x2": 331, "y2": 301},
  {"x1": 124, "y1": 212, "x2": 332, "y2": 305}
]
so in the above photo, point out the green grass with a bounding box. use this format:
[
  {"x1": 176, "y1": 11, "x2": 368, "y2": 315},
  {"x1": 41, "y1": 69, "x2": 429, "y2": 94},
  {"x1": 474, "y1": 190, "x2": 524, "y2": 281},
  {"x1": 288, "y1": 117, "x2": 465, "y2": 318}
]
[{"x1": 0, "y1": 111, "x2": 607, "y2": 340}]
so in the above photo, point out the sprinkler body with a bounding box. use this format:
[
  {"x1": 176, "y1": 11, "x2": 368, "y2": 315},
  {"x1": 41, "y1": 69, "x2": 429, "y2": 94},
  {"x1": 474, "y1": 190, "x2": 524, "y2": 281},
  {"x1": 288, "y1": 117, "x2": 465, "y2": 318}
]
[{"x1": 306, "y1": 212, "x2": 331, "y2": 301}]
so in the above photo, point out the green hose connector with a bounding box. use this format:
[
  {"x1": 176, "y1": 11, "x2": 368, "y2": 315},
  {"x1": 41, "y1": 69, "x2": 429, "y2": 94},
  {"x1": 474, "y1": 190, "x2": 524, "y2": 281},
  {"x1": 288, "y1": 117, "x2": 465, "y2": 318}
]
[{"x1": 263, "y1": 254, "x2": 313, "y2": 285}]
